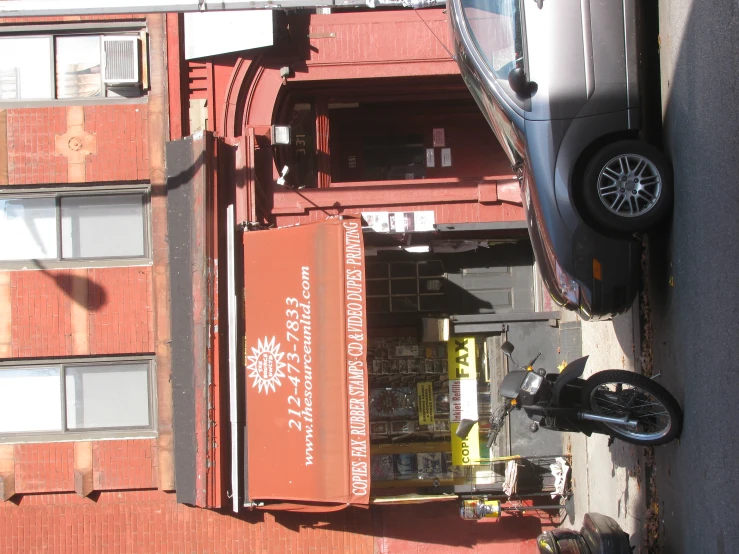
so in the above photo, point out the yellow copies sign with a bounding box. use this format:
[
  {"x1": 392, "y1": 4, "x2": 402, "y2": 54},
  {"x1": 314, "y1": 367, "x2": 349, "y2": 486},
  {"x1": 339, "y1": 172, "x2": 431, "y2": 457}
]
[
  {"x1": 448, "y1": 337, "x2": 480, "y2": 466},
  {"x1": 417, "y1": 382, "x2": 435, "y2": 426}
]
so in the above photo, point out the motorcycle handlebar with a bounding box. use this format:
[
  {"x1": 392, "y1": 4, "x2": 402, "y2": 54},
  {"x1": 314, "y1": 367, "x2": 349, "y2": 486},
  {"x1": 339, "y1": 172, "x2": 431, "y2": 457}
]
[
  {"x1": 486, "y1": 401, "x2": 513, "y2": 448},
  {"x1": 510, "y1": 351, "x2": 542, "y2": 371},
  {"x1": 485, "y1": 428, "x2": 499, "y2": 449}
]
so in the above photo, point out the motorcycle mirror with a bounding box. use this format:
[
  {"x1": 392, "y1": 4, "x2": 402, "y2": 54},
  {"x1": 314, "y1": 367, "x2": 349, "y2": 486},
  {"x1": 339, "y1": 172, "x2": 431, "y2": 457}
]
[
  {"x1": 455, "y1": 418, "x2": 476, "y2": 440},
  {"x1": 500, "y1": 341, "x2": 515, "y2": 356}
]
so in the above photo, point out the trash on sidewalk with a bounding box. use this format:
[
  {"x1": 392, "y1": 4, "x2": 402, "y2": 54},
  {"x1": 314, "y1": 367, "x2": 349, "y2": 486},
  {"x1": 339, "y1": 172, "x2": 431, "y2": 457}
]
[
  {"x1": 503, "y1": 460, "x2": 518, "y2": 497},
  {"x1": 550, "y1": 457, "x2": 571, "y2": 499}
]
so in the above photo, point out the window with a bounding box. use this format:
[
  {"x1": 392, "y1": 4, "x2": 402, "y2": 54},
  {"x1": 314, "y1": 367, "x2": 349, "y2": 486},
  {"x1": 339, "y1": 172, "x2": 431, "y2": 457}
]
[
  {"x1": 366, "y1": 260, "x2": 447, "y2": 313},
  {"x1": 362, "y1": 134, "x2": 427, "y2": 181},
  {"x1": 0, "y1": 37, "x2": 53, "y2": 100},
  {"x1": 461, "y1": 0, "x2": 524, "y2": 81},
  {"x1": 0, "y1": 32, "x2": 144, "y2": 102},
  {"x1": 0, "y1": 190, "x2": 149, "y2": 265},
  {"x1": 0, "y1": 359, "x2": 155, "y2": 441}
]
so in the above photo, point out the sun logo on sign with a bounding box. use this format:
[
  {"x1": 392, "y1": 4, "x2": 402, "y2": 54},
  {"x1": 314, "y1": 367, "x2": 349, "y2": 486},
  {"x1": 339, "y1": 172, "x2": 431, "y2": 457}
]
[{"x1": 247, "y1": 336, "x2": 286, "y2": 394}]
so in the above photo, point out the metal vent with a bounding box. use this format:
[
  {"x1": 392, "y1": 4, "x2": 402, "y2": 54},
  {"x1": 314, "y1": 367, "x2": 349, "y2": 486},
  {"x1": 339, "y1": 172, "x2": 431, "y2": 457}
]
[{"x1": 102, "y1": 36, "x2": 139, "y2": 84}]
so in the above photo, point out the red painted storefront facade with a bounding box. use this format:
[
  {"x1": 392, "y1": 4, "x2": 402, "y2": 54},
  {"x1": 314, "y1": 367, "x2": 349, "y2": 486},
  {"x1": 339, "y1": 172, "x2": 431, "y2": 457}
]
[
  {"x1": 174, "y1": 9, "x2": 526, "y2": 229},
  {"x1": 0, "y1": 8, "x2": 553, "y2": 554}
]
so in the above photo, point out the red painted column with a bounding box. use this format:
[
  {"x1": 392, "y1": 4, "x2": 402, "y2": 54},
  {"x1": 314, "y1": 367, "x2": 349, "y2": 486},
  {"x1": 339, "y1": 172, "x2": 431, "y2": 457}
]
[
  {"x1": 316, "y1": 97, "x2": 331, "y2": 188},
  {"x1": 166, "y1": 13, "x2": 185, "y2": 141}
]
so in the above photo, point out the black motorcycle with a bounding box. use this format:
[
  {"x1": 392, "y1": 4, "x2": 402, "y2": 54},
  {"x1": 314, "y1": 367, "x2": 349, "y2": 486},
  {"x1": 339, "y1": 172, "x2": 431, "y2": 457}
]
[{"x1": 457, "y1": 340, "x2": 683, "y2": 448}]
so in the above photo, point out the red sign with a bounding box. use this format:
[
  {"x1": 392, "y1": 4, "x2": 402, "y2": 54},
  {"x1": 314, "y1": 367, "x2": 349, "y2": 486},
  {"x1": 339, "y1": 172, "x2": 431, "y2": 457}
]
[{"x1": 243, "y1": 217, "x2": 369, "y2": 505}]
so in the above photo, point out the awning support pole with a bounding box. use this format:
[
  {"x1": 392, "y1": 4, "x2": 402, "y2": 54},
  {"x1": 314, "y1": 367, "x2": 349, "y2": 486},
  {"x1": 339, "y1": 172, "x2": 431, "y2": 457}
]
[{"x1": 226, "y1": 204, "x2": 239, "y2": 513}]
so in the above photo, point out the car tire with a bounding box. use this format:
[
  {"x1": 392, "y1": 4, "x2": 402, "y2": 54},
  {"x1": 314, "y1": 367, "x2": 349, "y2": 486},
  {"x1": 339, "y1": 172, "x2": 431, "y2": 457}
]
[{"x1": 581, "y1": 140, "x2": 673, "y2": 234}]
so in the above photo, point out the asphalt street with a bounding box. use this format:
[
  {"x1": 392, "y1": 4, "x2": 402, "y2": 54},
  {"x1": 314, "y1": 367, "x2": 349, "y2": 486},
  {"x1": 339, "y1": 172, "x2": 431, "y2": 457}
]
[{"x1": 647, "y1": 0, "x2": 739, "y2": 551}]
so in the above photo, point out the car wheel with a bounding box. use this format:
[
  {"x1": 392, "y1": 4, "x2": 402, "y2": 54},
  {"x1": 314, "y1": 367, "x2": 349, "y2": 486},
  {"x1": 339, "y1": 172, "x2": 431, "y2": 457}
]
[{"x1": 581, "y1": 140, "x2": 673, "y2": 234}]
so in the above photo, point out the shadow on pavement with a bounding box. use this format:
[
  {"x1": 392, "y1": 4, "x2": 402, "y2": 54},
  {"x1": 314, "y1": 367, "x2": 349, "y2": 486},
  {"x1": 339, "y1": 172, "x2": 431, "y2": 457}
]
[{"x1": 611, "y1": 304, "x2": 640, "y2": 367}]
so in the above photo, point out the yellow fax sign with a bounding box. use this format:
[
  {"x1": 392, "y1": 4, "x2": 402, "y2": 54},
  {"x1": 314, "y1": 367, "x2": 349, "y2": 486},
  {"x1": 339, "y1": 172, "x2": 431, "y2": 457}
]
[
  {"x1": 448, "y1": 337, "x2": 480, "y2": 466},
  {"x1": 448, "y1": 336, "x2": 477, "y2": 380}
]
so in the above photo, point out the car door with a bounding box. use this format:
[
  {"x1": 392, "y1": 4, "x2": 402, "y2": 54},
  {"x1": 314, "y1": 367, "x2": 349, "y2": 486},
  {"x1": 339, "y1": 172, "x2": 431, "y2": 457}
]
[{"x1": 520, "y1": 0, "x2": 590, "y2": 121}]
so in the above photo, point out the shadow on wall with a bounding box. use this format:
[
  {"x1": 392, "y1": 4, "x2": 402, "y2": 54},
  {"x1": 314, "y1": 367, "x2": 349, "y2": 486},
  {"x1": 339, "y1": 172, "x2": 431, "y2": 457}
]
[
  {"x1": 26, "y1": 263, "x2": 109, "y2": 311},
  {"x1": 263, "y1": 503, "x2": 543, "y2": 551},
  {"x1": 164, "y1": 149, "x2": 205, "y2": 196},
  {"x1": 54, "y1": 270, "x2": 108, "y2": 311}
]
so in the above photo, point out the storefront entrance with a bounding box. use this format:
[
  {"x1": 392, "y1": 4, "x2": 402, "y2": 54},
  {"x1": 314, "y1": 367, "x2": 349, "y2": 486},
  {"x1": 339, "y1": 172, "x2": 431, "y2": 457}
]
[
  {"x1": 365, "y1": 240, "x2": 536, "y2": 330},
  {"x1": 274, "y1": 76, "x2": 512, "y2": 189},
  {"x1": 361, "y1": 229, "x2": 577, "y2": 496},
  {"x1": 220, "y1": 214, "x2": 577, "y2": 520}
]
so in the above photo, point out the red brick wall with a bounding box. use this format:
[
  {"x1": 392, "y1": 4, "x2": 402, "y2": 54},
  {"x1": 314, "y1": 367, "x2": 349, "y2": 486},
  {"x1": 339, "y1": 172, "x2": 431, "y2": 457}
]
[
  {"x1": 93, "y1": 440, "x2": 157, "y2": 490},
  {"x1": 13, "y1": 444, "x2": 75, "y2": 494},
  {"x1": 87, "y1": 267, "x2": 155, "y2": 355},
  {"x1": 0, "y1": 490, "x2": 545, "y2": 554},
  {"x1": 9, "y1": 266, "x2": 154, "y2": 359},
  {"x1": 84, "y1": 105, "x2": 150, "y2": 183},
  {"x1": 0, "y1": 491, "x2": 373, "y2": 554},
  {"x1": 10, "y1": 441, "x2": 157, "y2": 495},
  {"x1": 4, "y1": 105, "x2": 149, "y2": 185},
  {"x1": 4, "y1": 108, "x2": 69, "y2": 185},
  {"x1": 9, "y1": 269, "x2": 73, "y2": 358}
]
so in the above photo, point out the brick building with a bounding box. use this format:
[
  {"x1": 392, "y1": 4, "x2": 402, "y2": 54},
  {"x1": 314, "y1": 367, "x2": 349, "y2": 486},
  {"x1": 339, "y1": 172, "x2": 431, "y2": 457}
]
[{"x1": 0, "y1": 8, "x2": 564, "y2": 553}]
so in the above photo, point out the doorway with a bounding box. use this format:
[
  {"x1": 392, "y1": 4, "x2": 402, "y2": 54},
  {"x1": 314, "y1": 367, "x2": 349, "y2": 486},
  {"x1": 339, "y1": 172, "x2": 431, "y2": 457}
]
[
  {"x1": 274, "y1": 75, "x2": 512, "y2": 188},
  {"x1": 365, "y1": 240, "x2": 535, "y2": 330}
]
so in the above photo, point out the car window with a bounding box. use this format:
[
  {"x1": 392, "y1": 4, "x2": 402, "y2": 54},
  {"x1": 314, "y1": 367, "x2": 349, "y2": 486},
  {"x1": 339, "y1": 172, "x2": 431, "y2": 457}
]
[{"x1": 461, "y1": 0, "x2": 524, "y2": 82}]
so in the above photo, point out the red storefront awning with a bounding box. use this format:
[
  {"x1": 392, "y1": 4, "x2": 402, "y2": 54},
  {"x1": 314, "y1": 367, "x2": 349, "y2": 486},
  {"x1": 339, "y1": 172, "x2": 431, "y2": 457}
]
[{"x1": 242, "y1": 217, "x2": 370, "y2": 507}]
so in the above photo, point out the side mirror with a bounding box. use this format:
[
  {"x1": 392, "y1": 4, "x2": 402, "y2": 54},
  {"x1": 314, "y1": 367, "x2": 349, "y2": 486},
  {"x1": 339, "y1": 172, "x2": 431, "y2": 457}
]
[
  {"x1": 508, "y1": 67, "x2": 531, "y2": 96},
  {"x1": 455, "y1": 418, "x2": 476, "y2": 440},
  {"x1": 500, "y1": 341, "x2": 515, "y2": 356}
]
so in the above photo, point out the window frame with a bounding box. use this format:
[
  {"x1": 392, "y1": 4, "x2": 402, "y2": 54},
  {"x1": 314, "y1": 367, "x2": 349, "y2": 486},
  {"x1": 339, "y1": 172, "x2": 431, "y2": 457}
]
[
  {"x1": 366, "y1": 260, "x2": 447, "y2": 313},
  {"x1": 0, "y1": 356, "x2": 157, "y2": 444},
  {"x1": 0, "y1": 22, "x2": 148, "y2": 107},
  {"x1": 0, "y1": 184, "x2": 152, "y2": 270}
]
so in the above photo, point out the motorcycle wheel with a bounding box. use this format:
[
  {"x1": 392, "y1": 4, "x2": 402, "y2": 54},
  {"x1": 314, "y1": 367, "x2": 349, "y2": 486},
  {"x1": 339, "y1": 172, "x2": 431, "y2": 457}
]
[{"x1": 581, "y1": 370, "x2": 683, "y2": 446}]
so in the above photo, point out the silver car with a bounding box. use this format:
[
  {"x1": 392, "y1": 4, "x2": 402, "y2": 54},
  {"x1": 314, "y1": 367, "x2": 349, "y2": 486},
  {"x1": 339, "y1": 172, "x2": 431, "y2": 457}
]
[{"x1": 448, "y1": 0, "x2": 672, "y2": 318}]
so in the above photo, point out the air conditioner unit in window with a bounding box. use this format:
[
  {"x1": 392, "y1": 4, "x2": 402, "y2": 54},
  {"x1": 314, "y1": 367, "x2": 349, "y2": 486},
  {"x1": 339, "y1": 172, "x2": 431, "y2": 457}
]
[{"x1": 102, "y1": 36, "x2": 140, "y2": 84}]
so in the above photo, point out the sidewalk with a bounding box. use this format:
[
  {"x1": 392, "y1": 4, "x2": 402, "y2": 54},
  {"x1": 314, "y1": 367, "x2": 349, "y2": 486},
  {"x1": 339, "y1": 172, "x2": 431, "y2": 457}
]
[{"x1": 563, "y1": 299, "x2": 648, "y2": 552}]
